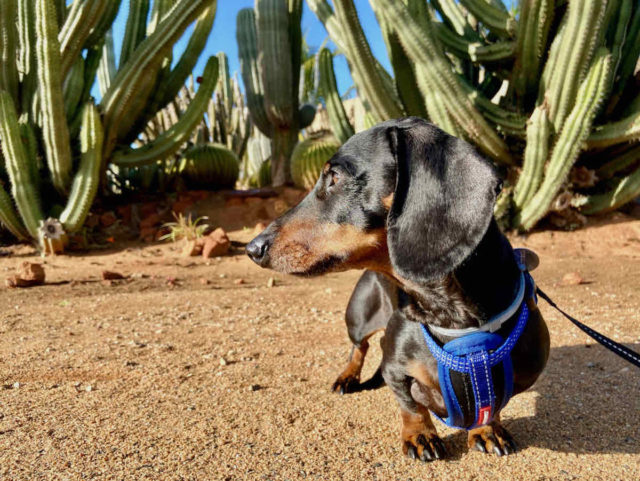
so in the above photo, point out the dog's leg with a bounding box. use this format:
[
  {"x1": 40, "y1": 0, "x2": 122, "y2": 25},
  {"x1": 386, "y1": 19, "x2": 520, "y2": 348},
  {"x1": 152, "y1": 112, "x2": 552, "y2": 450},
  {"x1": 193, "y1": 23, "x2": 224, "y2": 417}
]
[
  {"x1": 383, "y1": 368, "x2": 447, "y2": 462},
  {"x1": 332, "y1": 330, "x2": 386, "y2": 394},
  {"x1": 467, "y1": 414, "x2": 517, "y2": 456},
  {"x1": 332, "y1": 341, "x2": 369, "y2": 394}
]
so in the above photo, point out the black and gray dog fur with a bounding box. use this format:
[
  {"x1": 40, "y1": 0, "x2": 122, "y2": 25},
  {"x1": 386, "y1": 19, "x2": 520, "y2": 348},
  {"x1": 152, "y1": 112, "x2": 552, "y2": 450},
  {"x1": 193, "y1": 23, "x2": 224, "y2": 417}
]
[{"x1": 247, "y1": 117, "x2": 550, "y2": 461}]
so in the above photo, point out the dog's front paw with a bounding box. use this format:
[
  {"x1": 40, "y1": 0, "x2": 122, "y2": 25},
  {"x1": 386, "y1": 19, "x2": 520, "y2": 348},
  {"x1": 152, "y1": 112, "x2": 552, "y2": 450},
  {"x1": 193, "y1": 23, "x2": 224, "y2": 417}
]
[
  {"x1": 467, "y1": 423, "x2": 517, "y2": 456},
  {"x1": 331, "y1": 374, "x2": 359, "y2": 395},
  {"x1": 402, "y1": 433, "x2": 447, "y2": 462}
]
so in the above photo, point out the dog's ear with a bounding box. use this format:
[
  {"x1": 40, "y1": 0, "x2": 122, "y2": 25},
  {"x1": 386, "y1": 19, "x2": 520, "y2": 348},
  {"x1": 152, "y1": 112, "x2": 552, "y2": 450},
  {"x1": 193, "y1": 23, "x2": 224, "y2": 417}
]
[{"x1": 386, "y1": 122, "x2": 500, "y2": 284}]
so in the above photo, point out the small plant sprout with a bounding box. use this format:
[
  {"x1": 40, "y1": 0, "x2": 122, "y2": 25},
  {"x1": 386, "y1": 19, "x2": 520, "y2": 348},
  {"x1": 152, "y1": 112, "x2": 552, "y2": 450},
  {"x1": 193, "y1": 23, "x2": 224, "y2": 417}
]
[{"x1": 159, "y1": 213, "x2": 211, "y2": 243}]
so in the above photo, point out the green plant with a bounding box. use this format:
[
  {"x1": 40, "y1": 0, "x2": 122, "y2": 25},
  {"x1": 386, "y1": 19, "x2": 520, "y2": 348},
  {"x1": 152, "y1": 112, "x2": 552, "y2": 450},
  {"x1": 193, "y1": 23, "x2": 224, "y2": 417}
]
[
  {"x1": 236, "y1": 0, "x2": 316, "y2": 187},
  {"x1": 0, "y1": 0, "x2": 218, "y2": 251},
  {"x1": 159, "y1": 212, "x2": 210, "y2": 242},
  {"x1": 243, "y1": 131, "x2": 273, "y2": 188},
  {"x1": 290, "y1": 133, "x2": 341, "y2": 189},
  {"x1": 308, "y1": 0, "x2": 640, "y2": 229},
  {"x1": 180, "y1": 143, "x2": 240, "y2": 190}
]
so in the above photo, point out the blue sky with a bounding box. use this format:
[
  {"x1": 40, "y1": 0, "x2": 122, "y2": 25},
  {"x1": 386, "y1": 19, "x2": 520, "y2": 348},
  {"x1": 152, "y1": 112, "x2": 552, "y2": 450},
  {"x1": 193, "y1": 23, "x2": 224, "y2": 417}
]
[{"x1": 92, "y1": 1, "x2": 389, "y2": 100}]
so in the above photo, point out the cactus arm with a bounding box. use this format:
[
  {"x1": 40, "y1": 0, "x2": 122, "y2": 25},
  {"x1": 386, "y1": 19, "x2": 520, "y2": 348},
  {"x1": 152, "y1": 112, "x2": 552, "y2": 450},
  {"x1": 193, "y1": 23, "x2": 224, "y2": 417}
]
[
  {"x1": 36, "y1": 0, "x2": 73, "y2": 195},
  {"x1": 156, "y1": 3, "x2": 217, "y2": 110},
  {"x1": 596, "y1": 145, "x2": 640, "y2": 179},
  {"x1": 236, "y1": 8, "x2": 273, "y2": 137},
  {"x1": 587, "y1": 109, "x2": 640, "y2": 147},
  {"x1": 147, "y1": 0, "x2": 174, "y2": 36},
  {"x1": 608, "y1": 0, "x2": 632, "y2": 83},
  {"x1": 98, "y1": 29, "x2": 116, "y2": 98},
  {"x1": 119, "y1": 0, "x2": 150, "y2": 68},
  {"x1": 419, "y1": 68, "x2": 464, "y2": 138},
  {"x1": 429, "y1": 0, "x2": 478, "y2": 38},
  {"x1": 373, "y1": 0, "x2": 513, "y2": 164},
  {"x1": 59, "y1": 101, "x2": 103, "y2": 233},
  {"x1": 513, "y1": 105, "x2": 551, "y2": 210},
  {"x1": 0, "y1": 91, "x2": 43, "y2": 239},
  {"x1": 517, "y1": 49, "x2": 612, "y2": 230},
  {"x1": 606, "y1": 5, "x2": 640, "y2": 114},
  {"x1": 577, "y1": 165, "x2": 640, "y2": 214},
  {"x1": 101, "y1": 0, "x2": 212, "y2": 157},
  {"x1": 111, "y1": 56, "x2": 218, "y2": 167},
  {"x1": 330, "y1": 0, "x2": 403, "y2": 121},
  {"x1": 256, "y1": 0, "x2": 295, "y2": 127},
  {"x1": 307, "y1": 0, "x2": 403, "y2": 121},
  {"x1": 457, "y1": 0, "x2": 517, "y2": 38},
  {"x1": 0, "y1": 182, "x2": 28, "y2": 240},
  {"x1": 544, "y1": 0, "x2": 608, "y2": 131},
  {"x1": 217, "y1": 51, "x2": 232, "y2": 124},
  {"x1": 18, "y1": 0, "x2": 37, "y2": 119},
  {"x1": 69, "y1": 43, "x2": 102, "y2": 138},
  {"x1": 58, "y1": 0, "x2": 108, "y2": 79},
  {"x1": 85, "y1": 0, "x2": 122, "y2": 47},
  {"x1": 464, "y1": 85, "x2": 527, "y2": 137},
  {"x1": 63, "y1": 57, "x2": 85, "y2": 124},
  {"x1": 434, "y1": 23, "x2": 516, "y2": 63},
  {"x1": 511, "y1": 0, "x2": 555, "y2": 102},
  {"x1": 0, "y1": 0, "x2": 19, "y2": 106},
  {"x1": 288, "y1": 0, "x2": 303, "y2": 110},
  {"x1": 318, "y1": 48, "x2": 354, "y2": 144},
  {"x1": 54, "y1": 0, "x2": 67, "y2": 27},
  {"x1": 372, "y1": 1, "x2": 428, "y2": 118}
]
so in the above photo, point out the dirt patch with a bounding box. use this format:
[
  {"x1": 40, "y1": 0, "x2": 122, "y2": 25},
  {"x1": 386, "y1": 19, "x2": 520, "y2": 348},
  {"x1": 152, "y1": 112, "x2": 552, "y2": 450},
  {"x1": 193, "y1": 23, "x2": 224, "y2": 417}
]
[{"x1": 0, "y1": 209, "x2": 639, "y2": 480}]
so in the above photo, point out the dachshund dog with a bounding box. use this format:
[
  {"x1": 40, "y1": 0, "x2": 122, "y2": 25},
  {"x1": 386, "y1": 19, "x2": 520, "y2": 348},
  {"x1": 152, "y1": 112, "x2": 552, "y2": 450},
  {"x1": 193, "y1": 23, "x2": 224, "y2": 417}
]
[{"x1": 246, "y1": 117, "x2": 550, "y2": 461}]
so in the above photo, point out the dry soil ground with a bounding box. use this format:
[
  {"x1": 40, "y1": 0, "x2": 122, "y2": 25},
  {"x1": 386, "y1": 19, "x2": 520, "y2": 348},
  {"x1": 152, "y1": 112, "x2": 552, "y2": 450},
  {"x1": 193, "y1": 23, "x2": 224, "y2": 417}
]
[{"x1": 0, "y1": 211, "x2": 639, "y2": 481}]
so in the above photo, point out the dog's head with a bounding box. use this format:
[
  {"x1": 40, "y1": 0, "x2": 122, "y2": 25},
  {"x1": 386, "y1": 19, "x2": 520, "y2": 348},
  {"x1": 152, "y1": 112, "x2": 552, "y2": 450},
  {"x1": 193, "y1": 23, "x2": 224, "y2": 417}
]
[{"x1": 247, "y1": 117, "x2": 501, "y2": 284}]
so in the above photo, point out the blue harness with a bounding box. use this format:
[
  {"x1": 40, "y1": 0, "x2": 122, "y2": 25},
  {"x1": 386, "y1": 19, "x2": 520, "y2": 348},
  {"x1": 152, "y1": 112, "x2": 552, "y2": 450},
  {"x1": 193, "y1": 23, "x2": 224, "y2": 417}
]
[{"x1": 420, "y1": 249, "x2": 537, "y2": 430}]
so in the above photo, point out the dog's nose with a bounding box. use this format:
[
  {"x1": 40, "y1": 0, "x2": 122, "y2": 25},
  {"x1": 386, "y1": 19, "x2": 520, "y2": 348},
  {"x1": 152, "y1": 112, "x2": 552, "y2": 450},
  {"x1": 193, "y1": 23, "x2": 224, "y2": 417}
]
[{"x1": 246, "y1": 234, "x2": 271, "y2": 266}]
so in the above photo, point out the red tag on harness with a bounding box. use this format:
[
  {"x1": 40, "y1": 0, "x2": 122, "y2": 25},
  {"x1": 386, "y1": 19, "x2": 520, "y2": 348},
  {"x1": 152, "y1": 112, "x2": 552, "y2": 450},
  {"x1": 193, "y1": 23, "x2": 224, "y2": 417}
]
[{"x1": 478, "y1": 406, "x2": 492, "y2": 425}]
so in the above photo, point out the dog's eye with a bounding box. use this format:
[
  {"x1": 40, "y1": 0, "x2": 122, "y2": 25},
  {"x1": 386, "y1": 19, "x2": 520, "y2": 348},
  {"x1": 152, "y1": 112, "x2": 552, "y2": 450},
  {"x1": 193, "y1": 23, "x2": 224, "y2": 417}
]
[{"x1": 328, "y1": 170, "x2": 340, "y2": 187}]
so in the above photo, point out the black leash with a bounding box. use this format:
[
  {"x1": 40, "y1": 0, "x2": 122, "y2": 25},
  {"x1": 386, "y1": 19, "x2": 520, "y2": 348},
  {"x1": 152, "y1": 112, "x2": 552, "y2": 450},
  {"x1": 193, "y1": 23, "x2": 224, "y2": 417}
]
[{"x1": 536, "y1": 287, "x2": 640, "y2": 369}]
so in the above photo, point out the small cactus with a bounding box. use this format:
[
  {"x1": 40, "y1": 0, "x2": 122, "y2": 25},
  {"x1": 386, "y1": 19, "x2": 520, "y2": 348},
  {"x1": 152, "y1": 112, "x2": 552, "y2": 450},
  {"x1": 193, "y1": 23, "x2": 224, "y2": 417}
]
[
  {"x1": 290, "y1": 134, "x2": 341, "y2": 190},
  {"x1": 180, "y1": 143, "x2": 240, "y2": 190}
]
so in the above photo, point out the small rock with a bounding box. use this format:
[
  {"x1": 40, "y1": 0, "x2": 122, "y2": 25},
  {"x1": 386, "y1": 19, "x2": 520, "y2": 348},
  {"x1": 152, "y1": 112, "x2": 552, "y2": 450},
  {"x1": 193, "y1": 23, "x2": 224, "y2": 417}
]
[
  {"x1": 102, "y1": 270, "x2": 125, "y2": 280},
  {"x1": 5, "y1": 262, "x2": 45, "y2": 288},
  {"x1": 85, "y1": 385, "x2": 93, "y2": 392},
  {"x1": 12, "y1": 382, "x2": 20, "y2": 389},
  {"x1": 219, "y1": 357, "x2": 228, "y2": 366},
  {"x1": 234, "y1": 278, "x2": 245, "y2": 285},
  {"x1": 248, "y1": 384, "x2": 261, "y2": 392},
  {"x1": 561, "y1": 272, "x2": 585, "y2": 286},
  {"x1": 267, "y1": 277, "x2": 276, "y2": 288},
  {"x1": 182, "y1": 238, "x2": 204, "y2": 257},
  {"x1": 202, "y1": 228, "x2": 230, "y2": 258},
  {"x1": 199, "y1": 278, "x2": 210, "y2": 285}
]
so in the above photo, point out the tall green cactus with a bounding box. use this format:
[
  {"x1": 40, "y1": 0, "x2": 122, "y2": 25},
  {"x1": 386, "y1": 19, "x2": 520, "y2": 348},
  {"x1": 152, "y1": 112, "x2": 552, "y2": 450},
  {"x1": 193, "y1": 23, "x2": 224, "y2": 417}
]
[
  {"x1": 318, "y1": 48, "x2": 354, "y2": 144},
  {"x1": 0, "y1": 0, "x2": 218, "y2": 250},
  {"x1": 308, "y1": 0, "x2": 640, "y2": 229},
  {"x1": 237, "y1": 0, "x2": 316, "y2": 186}
]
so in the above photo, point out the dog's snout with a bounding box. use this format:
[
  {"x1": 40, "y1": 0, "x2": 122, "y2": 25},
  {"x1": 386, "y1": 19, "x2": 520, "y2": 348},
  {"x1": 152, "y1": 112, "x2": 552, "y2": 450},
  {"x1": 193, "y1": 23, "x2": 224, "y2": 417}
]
[{"x1": 246, "y1": 234, "x2": 271, "y2": 267}]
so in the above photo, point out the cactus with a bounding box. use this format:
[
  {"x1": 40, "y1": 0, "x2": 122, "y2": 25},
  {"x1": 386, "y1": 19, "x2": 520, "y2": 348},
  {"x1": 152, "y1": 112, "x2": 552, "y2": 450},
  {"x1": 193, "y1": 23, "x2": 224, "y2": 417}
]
[
  {"x1": 309, "y1": 0, "x2": 640, "y2": 229},
  {"x1": 318, "y1": 48, "x2": 354, "y2": 144},
  {"x1": 59, "y1": 102, "x2": 103, "y2": 233},
  {"x1": 0, "y1": 0, "x2": 218, "y2": 249},
  {"x1": 516, "y1": 48, "x2": 612, "y2": 229},
  {"x1": 244, "y1": 132, "x2": 272, "y2": 188},
  {"x1": 290, "y1": 134, "x2": 341, "y2": 190},
  {"x1": 236, "y1": 1, "x2": 316, "y2": 186},
  {"x1": 180, "y1": 143, "x2": 240, "y2": 190}
]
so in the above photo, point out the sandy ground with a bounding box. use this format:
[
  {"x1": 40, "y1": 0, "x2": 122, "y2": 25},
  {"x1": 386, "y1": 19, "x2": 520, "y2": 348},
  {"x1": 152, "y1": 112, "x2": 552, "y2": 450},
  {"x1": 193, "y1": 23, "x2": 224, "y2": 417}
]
[{"x1": 1, "y1": 212, "x2": 639, "y2": 481}]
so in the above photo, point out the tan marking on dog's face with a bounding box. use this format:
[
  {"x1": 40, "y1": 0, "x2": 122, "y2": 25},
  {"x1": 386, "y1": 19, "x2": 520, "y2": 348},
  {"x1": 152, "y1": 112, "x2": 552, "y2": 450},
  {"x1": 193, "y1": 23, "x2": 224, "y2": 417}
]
[
  {"x1": 267, "y1": 220, "x2": 392, "y2": 275},
  {"x1": 382, "y1": 193, "x2": 394, "y2": 210}
]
